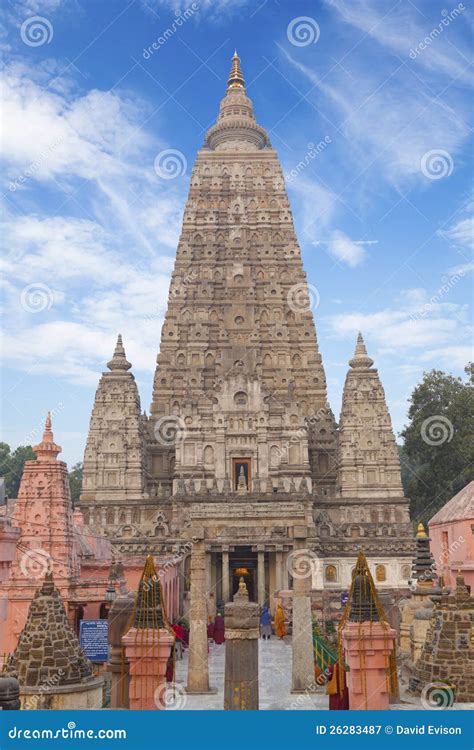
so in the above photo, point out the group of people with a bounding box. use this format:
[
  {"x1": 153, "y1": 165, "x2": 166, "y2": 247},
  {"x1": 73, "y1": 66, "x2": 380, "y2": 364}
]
[{"x1": 259, "y1": 602, "x2": 286, "y2": 640}]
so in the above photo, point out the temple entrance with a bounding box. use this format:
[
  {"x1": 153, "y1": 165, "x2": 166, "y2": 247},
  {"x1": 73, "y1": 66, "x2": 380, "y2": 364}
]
[{"x1": 229, "y1": 546, "x2": 257, "y2": 601}]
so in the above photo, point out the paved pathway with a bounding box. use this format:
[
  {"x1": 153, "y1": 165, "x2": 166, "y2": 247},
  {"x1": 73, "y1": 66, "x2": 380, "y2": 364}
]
[
  {"x1": 174, "y1": 637, "x2": 328, "y2": 710},
  {"x1": 173, "y1": 638, "x2": 474, "y2": 711}
]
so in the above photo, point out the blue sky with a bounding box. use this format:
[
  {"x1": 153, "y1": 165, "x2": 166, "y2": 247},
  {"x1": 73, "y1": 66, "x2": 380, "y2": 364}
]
[{"x1": 1, "y1": 0, "x2": 473, "y2": 466}]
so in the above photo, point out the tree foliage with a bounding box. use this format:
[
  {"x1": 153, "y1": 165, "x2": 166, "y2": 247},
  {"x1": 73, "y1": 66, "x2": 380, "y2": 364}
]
[
  {"x1": 0, "y1": 443, "x2": 83, "y2": 505},
  {"x1": 68, "y1": 462, "x2": 83, "y2": 507},
  {"x1": 400, "y1": 364, "x2": 473, "y2": 523},
  {"x1": 0, "y1": 443, "x2": 35, "y2": 499}
]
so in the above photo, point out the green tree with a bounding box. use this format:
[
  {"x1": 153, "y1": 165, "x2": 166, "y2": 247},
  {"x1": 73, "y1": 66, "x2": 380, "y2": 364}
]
[
  {"x1": 68, "y1": 462, "x2": 83, "y2": 507},
  {"x1": 0, "y1": 443, "x2": 35, "y2": 499},
  {"x1": 400, "y1": 364, "x2": 473, "y2": 523}
]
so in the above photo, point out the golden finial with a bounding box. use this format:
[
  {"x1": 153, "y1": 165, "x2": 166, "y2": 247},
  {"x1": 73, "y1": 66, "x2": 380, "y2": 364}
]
[
  {"x1": 416, "y1": 522, "x2": 427, "y2": 538},
  {"x1": 227, "y1": 50, "x2": 245, "y2": 90}
]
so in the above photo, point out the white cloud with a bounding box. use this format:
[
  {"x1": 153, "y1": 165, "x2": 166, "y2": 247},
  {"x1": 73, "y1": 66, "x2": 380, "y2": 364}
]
[
  {"x1": 325, "y1": 0, "x2": 472, "y2": 83},
  {"x1": 439, "y1": 217, "x2": 474, "y2": 248},
  {"x1": 285, "y1": 175, "x2": 338, "y2": 240},
  {"x1": 0, "y1": 60, "x2": 188, "y2": 387},
  {"x1": 327, "y1": 288, "x2": 472, "y2": 361},
  {"x1": 281, "y1": 46, "x2": 470, "y2": 190},
  {"x1": 325, "y1": 229, "x2": 367, "y2": 267}
]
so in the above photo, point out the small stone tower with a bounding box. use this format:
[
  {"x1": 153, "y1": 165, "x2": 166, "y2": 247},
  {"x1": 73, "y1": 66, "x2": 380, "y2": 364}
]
[
  {"x1": 79, "y1": 335, "x2": 149, "y2": 537},
  {"x1": 5, "y1": 573, "x2": 103, "y2": 709}
]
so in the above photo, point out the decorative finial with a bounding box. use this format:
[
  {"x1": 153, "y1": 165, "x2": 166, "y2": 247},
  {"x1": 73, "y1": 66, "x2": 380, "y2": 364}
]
[
  {"x1": 227, "y1": 50, "x2": 245, "y2": 90},
  {"x1": 107, "y1": 334, "x2": 132, "y2": 372},
  {"x1": 416, "y1": 522, "x2": 427, "y2": 538},
  {"x1": 33, "y1": 413, "x2": 62, "y2": 461},
  {"x1": 348, "y1": 332, "x2": 374, "y2": 370}
]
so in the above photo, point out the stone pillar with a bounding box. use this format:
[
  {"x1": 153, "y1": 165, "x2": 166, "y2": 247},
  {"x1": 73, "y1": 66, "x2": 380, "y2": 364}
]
[
  {"x1": 224, "y1": 579, "x2": 259, "y2": 710},
  {"x1": 107, "y1": 591, "x2": 135, "y2": 708},
  {"x1": 257, "y1": 548, "x2": 265, "y2": 605},
  {"x1": 222, "y1": 547, "x2": 230, "y2": 604},
  {"x1": 291, "y1": 526, "x2": 315, "y2": 693},
  {"x1": 342, "y1": 621, "x2": 397, "y2": 710},
  {"x1": 187, "y1": 532, "x2": 216, "y2": 694},
  {"x1": 122, "y1": 628, "x2": 174, "y2": 710},
  {"x1": 275, "y1": 548, "x2": 283, "y2": 593}
]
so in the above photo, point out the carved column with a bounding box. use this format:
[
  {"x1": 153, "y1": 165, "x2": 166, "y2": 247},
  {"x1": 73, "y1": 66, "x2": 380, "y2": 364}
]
[
  {"x1": 275, "y1": 547, "x2": 283, "y2": 593},
  {"x1": 257, "y1": 548, "x2": 265, "y2": 605},
  {"x1": 291, "y1": 526, "x2": 315, "y2": 693},
  {"x1": 224, "y1": 581, "x2": 259, "y2": 710},
  {"x1": 187, "y1": 531, "x2": 216, "y2": 694},
  {"x1": 222, "y1": 547, "x2": 230, "y2": 604}
]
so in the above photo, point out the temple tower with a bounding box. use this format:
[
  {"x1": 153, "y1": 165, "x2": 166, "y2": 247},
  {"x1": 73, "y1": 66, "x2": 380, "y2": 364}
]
[
  {"x1": 148, "y1": 52, "x2": 337, "y2": 497},
  {"x1": 80, "y1": 335, "x2": 152, "y2": 537},
  {"x1": 79, "y1": 53, "x2": 413, "y2": 605}
]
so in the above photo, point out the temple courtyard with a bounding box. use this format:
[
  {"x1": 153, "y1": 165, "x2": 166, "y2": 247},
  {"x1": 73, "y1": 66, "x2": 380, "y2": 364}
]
[{"x1": 173, "y1": 639, "x2": 473, "y2": 711}]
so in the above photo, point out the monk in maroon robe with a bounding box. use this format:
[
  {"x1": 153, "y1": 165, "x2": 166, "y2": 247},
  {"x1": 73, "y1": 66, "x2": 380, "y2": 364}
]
[
  {"x1": 213, "y1": 613, "x2": 225, "y2": 644},
  {"x1": 326, "y1": 662, "x2": 349, "y2": 710}
]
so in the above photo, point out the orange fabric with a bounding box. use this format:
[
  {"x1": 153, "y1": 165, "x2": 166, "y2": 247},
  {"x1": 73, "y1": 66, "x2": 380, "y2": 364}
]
[{"x1": 274, "y1": 604, "x2": 286, "y2": 638}]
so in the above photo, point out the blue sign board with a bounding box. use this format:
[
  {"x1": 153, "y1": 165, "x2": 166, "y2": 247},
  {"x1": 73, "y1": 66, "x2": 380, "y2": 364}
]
[
  {"x1": 341, "y1": 591, "x2": 349, "y2": 606},
  {"x1": 79, "y1": 619, "x2": 109, "y2": 662}
]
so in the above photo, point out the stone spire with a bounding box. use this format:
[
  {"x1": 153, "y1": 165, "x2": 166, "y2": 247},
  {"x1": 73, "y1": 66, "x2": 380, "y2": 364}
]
[
  {"x1": 5, "y1": 572, "x2": 93, "y2": 687},
  {"x1": 33, "y1": 412, "x2": 61, "y2": 462},
  {"x1": 204, "y1": 51, "x2": 270, "y2": 150},
  {"x1": 411, "y1": 522, "x2": 436, "y2": 586},
  {"x1": 338, "y1": 333, "x2": 406, "y2": 500},
  {"x1": 107, "y1": 334, "x2": 131, "y2": 372},
  {"x1": 348, "y1": 332, "x2": 374, "y2": 370},
  {"x1": 79, "y1": 335, "x2": 149, "y2": 538},
  {"x1": 227, "y1": 50, "x2": 245, "y2": 90}
]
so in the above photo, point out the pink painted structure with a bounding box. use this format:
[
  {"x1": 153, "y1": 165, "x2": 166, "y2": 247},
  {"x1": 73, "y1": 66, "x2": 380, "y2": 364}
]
[
  {"x1": 0, "y1": 415, "x2": 180, "y2": 660},
  {"x1": 123, "y1": 628, "x2": 174, "y2": 710},
  {"x1": 428, "y1": 481, "x2": 474, "y2": 591},
  {"x1": 342, "y1": 621, "x2": 397, "y2": 710}
]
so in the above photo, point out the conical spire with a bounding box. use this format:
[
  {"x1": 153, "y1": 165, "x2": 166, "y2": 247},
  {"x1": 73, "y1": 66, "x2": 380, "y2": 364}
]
[
  {"x1": 33, "y1": 412, "x2": 61, "y2": 461},
  {"x1": 348, "y1": 332, "x2": 374, "y2": 369},
  {"x1": 107, "y1": 334, "x2": 132, "y2": 372},
  {"x1": 227, "y1": 50, "x2": 245, "y2": 90},
  {"x1": 204, "y1": 51, "x2": 269, "y2": 151}
]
